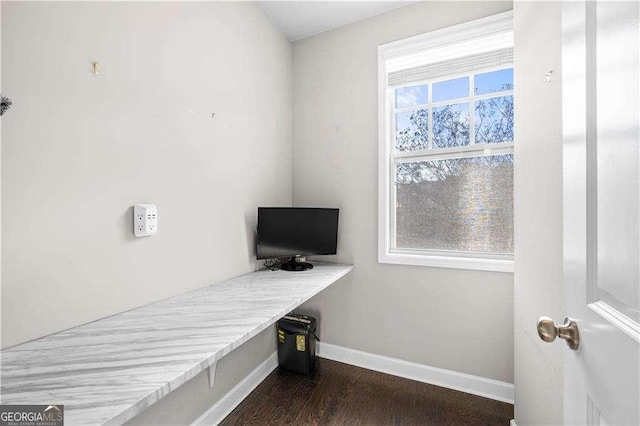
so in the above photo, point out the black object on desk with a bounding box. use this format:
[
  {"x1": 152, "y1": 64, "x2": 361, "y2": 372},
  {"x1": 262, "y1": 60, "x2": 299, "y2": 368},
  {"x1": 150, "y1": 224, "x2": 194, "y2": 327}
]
[
  {"x1": 277, "y1": 314, "x2": 318, "y2": 374},
  {"x1": 256, "y1": 207, "x2": 339, "y2": 272}
]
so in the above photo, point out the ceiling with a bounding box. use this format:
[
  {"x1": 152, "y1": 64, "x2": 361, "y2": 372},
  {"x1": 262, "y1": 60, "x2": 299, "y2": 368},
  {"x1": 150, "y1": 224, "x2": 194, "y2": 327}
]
[{"x1": 258, "y1": 1, "x2": 416, "y2": 42}]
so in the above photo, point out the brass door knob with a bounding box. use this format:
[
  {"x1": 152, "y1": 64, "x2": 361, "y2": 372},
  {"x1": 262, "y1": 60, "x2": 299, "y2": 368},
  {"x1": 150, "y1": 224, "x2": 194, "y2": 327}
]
[{"x1": 537, "y1": 316, "x2": 580, "y2": 350}]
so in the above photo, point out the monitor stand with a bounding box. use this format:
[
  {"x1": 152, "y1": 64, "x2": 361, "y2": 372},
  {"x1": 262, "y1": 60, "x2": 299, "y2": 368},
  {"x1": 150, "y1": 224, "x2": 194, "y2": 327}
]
[{"x1": 280, "y1": 255, "x2": 313, "y2": 272}]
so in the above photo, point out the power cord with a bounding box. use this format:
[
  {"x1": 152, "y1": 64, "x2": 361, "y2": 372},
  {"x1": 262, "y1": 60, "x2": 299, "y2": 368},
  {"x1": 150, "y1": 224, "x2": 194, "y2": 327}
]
[{"x1": 264, "y1": 258, "x2": 284, "y2": 271}]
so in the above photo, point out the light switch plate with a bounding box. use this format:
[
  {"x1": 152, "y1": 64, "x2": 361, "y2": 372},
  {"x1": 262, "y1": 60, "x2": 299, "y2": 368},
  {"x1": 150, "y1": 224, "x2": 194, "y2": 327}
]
[{"x1": 134, "y1": 204, "x2": 158, "y2": 237}]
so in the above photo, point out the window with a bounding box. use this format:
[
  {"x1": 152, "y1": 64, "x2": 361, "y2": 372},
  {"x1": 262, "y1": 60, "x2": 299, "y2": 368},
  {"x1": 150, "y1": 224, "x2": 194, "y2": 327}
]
[{"x1": 378, "y1": 11, "x2": 514, "y2": 272}]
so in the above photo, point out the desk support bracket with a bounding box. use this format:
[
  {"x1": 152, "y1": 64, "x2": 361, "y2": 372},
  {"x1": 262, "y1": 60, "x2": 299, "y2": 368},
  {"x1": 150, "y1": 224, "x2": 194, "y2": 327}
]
[{"x1": 208, "y1": 360, "x2": 218, "y2": 389}]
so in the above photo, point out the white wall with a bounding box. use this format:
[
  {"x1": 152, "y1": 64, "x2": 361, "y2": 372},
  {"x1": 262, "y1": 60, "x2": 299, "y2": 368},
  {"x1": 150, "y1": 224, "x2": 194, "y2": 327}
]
[
  {"x1": 1, "y1": 1, "x2": 292, "y2": 348},
  {"x1": 294, "y1": 1, "x2": 514, "y2": 384},
  {"x1": 2, "y1": 2, "x2": 290, "y2": 423},
  {"x1": 0, "y1": 3, "x2": 3, "y2": 343},
  {"x1": 513, "y1": 2, "x2": 564, "y2": 425},
  {"x1": 1, "y1": 1, "x2": 567, "y2": 423}
]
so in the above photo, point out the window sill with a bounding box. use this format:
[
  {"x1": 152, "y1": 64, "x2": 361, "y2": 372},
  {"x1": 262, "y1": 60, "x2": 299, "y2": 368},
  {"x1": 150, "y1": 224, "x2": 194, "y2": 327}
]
[{"x1": 378, "y1": 251, "x2": 514, "y2": 273}]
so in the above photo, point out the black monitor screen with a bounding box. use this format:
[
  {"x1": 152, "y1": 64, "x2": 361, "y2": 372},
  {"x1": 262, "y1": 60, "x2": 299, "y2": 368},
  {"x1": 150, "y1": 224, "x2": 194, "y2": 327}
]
[{"x1": 257, "y1": 208, "x2": 339, "y2": 259}]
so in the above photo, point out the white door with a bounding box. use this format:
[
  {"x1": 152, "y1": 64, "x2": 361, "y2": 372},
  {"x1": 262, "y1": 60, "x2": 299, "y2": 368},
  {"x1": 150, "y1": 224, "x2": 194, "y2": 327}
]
[{"x1": 559, "y1": 1, "x2": 640, "y2": 425}]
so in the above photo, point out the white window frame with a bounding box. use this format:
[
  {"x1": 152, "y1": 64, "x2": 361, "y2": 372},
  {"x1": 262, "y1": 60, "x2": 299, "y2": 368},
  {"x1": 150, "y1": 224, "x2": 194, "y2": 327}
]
[{"x1": 377, "y1": 11, "x2": 515, "y2": 273}]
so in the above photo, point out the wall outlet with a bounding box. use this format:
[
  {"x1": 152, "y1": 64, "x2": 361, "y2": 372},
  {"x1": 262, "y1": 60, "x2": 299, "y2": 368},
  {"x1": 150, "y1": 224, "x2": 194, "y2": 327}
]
[{"x1": 134, "y1": 204, "x2": 158, "y2": 237}]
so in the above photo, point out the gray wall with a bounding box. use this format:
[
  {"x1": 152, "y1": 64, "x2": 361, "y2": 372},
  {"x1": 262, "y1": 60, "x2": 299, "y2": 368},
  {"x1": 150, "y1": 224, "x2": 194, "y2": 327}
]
[
  {"x1": 513, "y1": 2, "x2": 564, "y2": 425},
  {"x1": 294, "y1": 1, "x2": 515, "y2": 384},
  {"x1": 0, "y1": 3, "x2": 3, "y2": 334},
  {"x1": 1, "y1": 2, "x2": 290, "y2": 424},
  {"x1": 1, "y1": 1, "x2": 568, "y2": 424},
  {"x1": 1, "y1": 1, "x2": 292, "y2": 348}
]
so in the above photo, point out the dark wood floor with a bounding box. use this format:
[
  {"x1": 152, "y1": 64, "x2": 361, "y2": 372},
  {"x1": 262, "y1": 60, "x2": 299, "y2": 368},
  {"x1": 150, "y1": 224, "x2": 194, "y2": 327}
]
[{"x1": 220, "y1": 358, "x2": 513, "y2": 426}]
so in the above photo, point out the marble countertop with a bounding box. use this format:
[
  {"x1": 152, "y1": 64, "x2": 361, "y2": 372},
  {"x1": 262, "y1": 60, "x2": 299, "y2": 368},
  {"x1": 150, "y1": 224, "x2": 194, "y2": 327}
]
[{"x1": 0, "y1": 263, "x2": 353, "y2": 425}]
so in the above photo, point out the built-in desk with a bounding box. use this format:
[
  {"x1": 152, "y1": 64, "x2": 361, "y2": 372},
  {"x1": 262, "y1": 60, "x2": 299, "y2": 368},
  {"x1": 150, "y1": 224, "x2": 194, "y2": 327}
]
[{"x1": 0, "y1": 263, "x2": 353, "y2": 425}]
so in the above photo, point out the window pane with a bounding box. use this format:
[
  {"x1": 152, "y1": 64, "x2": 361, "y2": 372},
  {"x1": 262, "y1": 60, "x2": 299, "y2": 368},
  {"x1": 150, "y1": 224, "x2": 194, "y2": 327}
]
[
  {"x1": 474, "y1": 95, "x2": 514, "y2": 143},
  {"x1": 433, "y1": 102, "x2": 470, "y2": 148},
  {"x1": 474, "y1": 68, "x2": 513, "y2": 95},
  {"x1": 395, "y1": 85, "x2": 428, "y2": 109},
  {"x1": 395, "y1": 154, "x2": 514, "y2": 254},
  {"x1": 433, "y1": 77, "x2": 469, "y2": 102},
  {"x1": 395, "y1": 109, "x2": 428, "y2": 151}
]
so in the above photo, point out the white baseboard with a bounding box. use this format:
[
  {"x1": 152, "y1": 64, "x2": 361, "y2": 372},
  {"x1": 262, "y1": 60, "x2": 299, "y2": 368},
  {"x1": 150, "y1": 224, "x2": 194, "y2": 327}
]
[
  {"x1": 193, "y1": 352, "x2": 278, "y2": 426},
  {"x1": 317, "y1": 342, "x2": 514, "y2": 404},
  {"x1": 510, "y1": 419, "x2": 517, "y2": 426}
]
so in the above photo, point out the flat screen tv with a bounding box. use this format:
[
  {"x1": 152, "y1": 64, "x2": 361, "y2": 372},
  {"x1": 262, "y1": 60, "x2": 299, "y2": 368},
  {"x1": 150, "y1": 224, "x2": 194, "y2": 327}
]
[{"x1": 257, "y1": 207, "x2": 339, "y2": 271}]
